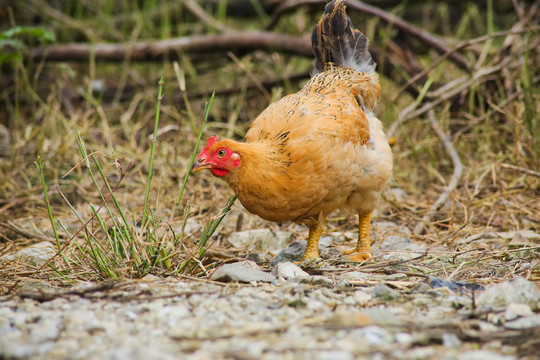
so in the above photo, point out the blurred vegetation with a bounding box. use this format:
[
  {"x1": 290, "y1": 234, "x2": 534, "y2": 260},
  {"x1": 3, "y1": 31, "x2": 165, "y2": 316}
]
[{"x1": 0, "y1": 0, "x2": 538, "y2": 283}]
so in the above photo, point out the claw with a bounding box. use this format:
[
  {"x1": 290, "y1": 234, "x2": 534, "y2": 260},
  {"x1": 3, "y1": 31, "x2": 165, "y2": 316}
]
[{"x1": 344, "y1": 250, "x2": 372, "y2": 262}]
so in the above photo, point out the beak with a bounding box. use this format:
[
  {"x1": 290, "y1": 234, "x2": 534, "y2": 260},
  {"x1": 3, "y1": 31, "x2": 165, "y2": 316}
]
[{"x1": 191, "y1": 158, "x2": 214, "y2": 173}]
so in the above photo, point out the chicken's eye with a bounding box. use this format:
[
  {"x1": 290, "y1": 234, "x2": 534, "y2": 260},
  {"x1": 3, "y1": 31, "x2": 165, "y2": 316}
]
[{"x1": 217, "y1": 149, "x2": 227, "y2": 158}]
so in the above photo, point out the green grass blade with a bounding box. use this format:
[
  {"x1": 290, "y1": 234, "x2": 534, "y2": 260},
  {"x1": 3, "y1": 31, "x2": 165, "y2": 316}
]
[
  {"x1": 35, "y1": 155, "x2": 61, "y2": 250},
  {"x1": 170, "y1": 91, "x2": 215, "y2": 221},
  {"x1": 143, "y1": 76, "x2": 165, "y2": 225},
  {"x1": 198, "y1": 195, "x2": 237, "y2": 255}
]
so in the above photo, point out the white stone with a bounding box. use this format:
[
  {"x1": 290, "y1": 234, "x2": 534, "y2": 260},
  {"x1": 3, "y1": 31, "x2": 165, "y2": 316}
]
[
  {"x1": 477, "y1": 277, "x2": 540, "y2": 310},
  {"x1": 460, "y1": 350, "x2": 515, "y2": 360},
  {"x1": 504, "y1": 302, "x2": 533, "y2": 321},
  {"x1": 272, "y1": 262, "x2": 309, "y2": 280},
  {"x1": 505, "y1": 314, "x2": 540, "y2": 330},
  {"x1": 0, "y1": 242, "x2": 56, "y2": 267},
  {"x1": 227, "y1": 229, "x2": 293, "y2": 253}
]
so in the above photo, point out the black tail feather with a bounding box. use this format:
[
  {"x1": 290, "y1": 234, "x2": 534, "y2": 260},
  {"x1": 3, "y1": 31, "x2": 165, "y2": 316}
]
[{"x1": 312, "y1": 0, "x2": 375, "y2": 73}]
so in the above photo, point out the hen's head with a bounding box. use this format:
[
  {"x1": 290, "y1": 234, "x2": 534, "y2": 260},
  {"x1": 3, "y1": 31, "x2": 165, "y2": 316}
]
[{"x1": 192, "y1": 136, "x2": 241, "y2": 177}]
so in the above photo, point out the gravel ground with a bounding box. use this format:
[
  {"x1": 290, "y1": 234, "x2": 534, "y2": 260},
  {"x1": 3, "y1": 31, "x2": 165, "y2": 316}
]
[
  {"x1": 1, "y1": 223, "x2": 539, "y2": 359},
  {"x1": 1, "y1": 270, "x2": 539, "y2": 360}
]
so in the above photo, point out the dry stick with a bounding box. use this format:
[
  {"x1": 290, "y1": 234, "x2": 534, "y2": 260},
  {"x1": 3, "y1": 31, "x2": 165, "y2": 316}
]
[
  {"x1": 265, "y1": 0, "x2": 324, "y2": 29},
  {"x1": 500, "y1": 163, "x2": 540, "y2": 179},
  {"x1": 227, "y1": 51, "x2": 272, "y2": 100},
  {"x1": 347, "y1": 0, "x2": 468, "y2": 69},
  {"x1": 26, "y1": 0, "x2": 96, "y2": 40},
  {"x1": 387, "y1": 55, "x2": 518, "y2": 139},
  {"x1": 265, "y1": 0, "x2": 470, "y2": 70},
  {"x1": 31, "y1": 32, "x2": 313, "y2": 62},
  {"x1": 392, "y1": 28, "x2": 538, "y2": 102},
  {"x1": 173, "y1": 71, "x2": 311, "y2": 104},
  {"x1": 183, "y1": 0, "x2": 231, "y2": 33},
  {"x1": 414, "y1": 110, "x2": 463, "y2": 235},
  {"x1": 0, "y1": 221, "x2": 55, "y2": 242}
]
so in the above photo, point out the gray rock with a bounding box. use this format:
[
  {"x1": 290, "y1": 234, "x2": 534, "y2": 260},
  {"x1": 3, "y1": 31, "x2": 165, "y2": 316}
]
[
  {"x1": 388, "y1": 188, "x2": 408, "y2": 203},
  {"x1": 373, "y1": 221, "x2": 410, "y2": 234},
  {"x1": 460, "y1": 350, "x2": 515, "y2": 360},
  {"x1": 504, "y1": 302, "x2": 533, "y2": 321},
  {"x1": 442, "y1": 332, "x2": 461, "y2": 348},
  {"x1": 395, "y1": 332, "x2": 413, "y2": 345},
  {"x1": 380, "y1": 235, "x2": 424, "y2": 260},
  {"x1": 210, "y1": 261, "x2": 276, "y2": 283},
  {"x1": 342, "y1": 271, "x2": 371, "y2": 281},
  {"x1": 245, "y1": 252, "x2": 272, "y2": 264},
  {"x1": 359, "y1": 325, "x2": 393, "y2": 347},
  {"x1": 314, "y1": 350, "x2": 354, "y2": 360},
  {"x1": 270, "y1": 238, "x2": 332, "y2": 265},
  {"x1": 504, "y1": 314, "x2": 540, "y2": 330},
  {"x1": 363, "y1": 308, "x2": 402, "y2": 325},
  {"x1": 300, "y1": 276, "x2": 334, "y2": 288},
  {"x1": 353, "y1": 289, "x2": 372, "y2": 305},
  {"x1": 28, "y1": 316, "x2": 62, "y2": 343},
  {"x1": 429, "y1": 276, "x2": 484, "y2": 292},
  {"x1": 0, "y1": 241, "x2": 56, "y2": 267},
  {"x1": 227, "y1": 229, "x2": 292, "y2": 253},
  {"x1": 320, "y1": 246, "x2": 343, "y2": 260},
  {"x1": 182, "y1": 217, "x2": 202, "y2": 235},
  {"x1": 272, "y1": 262, "x2": 309, "y2": 280},
  {"x1": 477, "y1": 277, "x2": 540, "y2": 310},
  {"x1": 371, "y1": 283, "x2": 400, "y2": 300}
]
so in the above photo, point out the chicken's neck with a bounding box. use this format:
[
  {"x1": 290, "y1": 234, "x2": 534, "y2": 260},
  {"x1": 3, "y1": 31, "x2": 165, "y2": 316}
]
[{"x1": 223, "y1": 140, "x2": 292, "y2": 194}]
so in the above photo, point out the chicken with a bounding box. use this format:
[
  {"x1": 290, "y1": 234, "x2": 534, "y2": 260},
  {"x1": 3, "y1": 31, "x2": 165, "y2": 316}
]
[{"x1": 192, "y1": 0, "x2": 392, "y2": 262}]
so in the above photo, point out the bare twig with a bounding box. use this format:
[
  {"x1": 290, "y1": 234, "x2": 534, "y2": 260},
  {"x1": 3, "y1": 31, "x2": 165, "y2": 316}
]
[
  {"x1": 265, "y1": 0, "x2": 324, "y2": 29},
  {"x1": 183, "y1": 0, "x2": 231, "y2": 33},
  {"x1": 31, "y1": 32, "x2": 312, "y2": 62},
  {"x1": 173, "y1": 71, "x2": 311, "y2": 104},
  {"x1": 26, "y1": 0, "x2": 96, "y2": 40},
  {"x1": 387, "y1": 55, "x2": 519, "y2": 139},
  {"x1": 414, "y1": 110, "x2": 463, "y2": 235},
  {"x1": 227, "y1": 51, "x2": 272, "y2": 100},
  {"x1": 391, "y1": 28, "x2": 538, "y2": 101},
  {"x1": 0, "y1": 221, "x2": 55, "y2": 242},
  {"x1": 500, "y1": 163, "x2": 540, "y2": 178}
]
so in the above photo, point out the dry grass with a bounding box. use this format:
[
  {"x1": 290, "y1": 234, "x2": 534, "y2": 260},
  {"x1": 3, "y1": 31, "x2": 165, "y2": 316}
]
[{"x1": 0, "y1": 0, "x2": 538, "y2": 292}]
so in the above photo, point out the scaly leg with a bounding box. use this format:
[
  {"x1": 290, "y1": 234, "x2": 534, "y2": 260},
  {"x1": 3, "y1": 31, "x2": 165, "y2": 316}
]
[
  {"x1": 299, "y1": 223, "x2": 323, "y2": 262},
  {"x1": 343, "y1": 212, "x2": 373, "y2": 261}
]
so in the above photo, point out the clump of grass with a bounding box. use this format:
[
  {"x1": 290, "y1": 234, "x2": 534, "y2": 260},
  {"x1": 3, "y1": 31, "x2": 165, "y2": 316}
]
[{"x1": 34, "y1": 81, "x2": 234, "y2": 280}]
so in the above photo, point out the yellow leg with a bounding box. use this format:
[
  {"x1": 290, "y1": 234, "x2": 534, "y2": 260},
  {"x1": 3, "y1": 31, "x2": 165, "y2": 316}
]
[
  {"x1": 343, "y1": 212, "x2": 373, "y2": 261},
  {"x1": 299, "y1": 223, "x2": 323, "y2": 262}
]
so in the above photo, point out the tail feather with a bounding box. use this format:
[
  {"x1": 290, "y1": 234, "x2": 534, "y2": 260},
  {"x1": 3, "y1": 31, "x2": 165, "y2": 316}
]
[{"x1": 312, "y1": 0, "x2": 375, "y2": 74}]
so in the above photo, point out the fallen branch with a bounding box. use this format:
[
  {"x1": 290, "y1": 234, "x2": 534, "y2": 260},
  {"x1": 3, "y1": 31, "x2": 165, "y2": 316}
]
[
  {"x1": 183, "y1": 0, "x2": 231, "y2": 33},
  {"x1": 31, "y1": 32, "x2": 313, "y2": 62},
  {"x1": 0, "y1": 221, "x2": 55, "y2": 242},
  {"x1": 392, "y1": 28, "x2": 538, "y2": 101},
  {"x1": 414, "y1": 109, "x2": 463, "y2": 235},
  {"x1": 348, "y1": 0, "x2": 469, "y2": 70},
  {"x1": 387, "y1": 55, "x2": 518, "y2": 139},
  {"x1": 265, "y1": 0, "x2": 324, "y2": 30},
  {"x1": 500, "y1": 163, "x2": 540, "y2": 179}
]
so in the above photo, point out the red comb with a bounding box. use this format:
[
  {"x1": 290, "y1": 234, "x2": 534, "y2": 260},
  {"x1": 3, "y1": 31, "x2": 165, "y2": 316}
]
[{"x1": 203, "y1": 135, "x2": 220, "y2": 151}]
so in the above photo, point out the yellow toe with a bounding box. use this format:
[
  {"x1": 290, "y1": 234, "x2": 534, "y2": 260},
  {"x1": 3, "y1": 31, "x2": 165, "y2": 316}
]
[{"x1": 346, "y1": 251, "x2": 372, "y2": 262}]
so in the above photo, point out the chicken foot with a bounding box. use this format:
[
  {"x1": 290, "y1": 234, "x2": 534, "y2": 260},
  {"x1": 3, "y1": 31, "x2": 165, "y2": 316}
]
[
  {"x1": 343, "y1": 212, "x2": 373, "y2": 261},
  {"x1": 298, "y1": 223, "x2": 323, "y2": 262}
]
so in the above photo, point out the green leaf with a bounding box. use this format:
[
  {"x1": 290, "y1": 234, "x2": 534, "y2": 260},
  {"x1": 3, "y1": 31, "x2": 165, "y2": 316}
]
[{"x1": 1, "y1": 26, "x2": 56, "y2": 44}]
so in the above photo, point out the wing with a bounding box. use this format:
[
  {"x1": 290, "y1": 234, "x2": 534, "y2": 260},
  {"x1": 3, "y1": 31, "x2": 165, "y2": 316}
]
[{"x1": 245, "y1": 67, "x2": 379, "y2": 149}]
